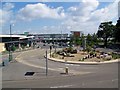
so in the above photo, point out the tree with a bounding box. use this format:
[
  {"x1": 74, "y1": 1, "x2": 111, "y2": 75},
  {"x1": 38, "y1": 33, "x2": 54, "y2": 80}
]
[
  {"x1": 114, "y1": 18, "x2": 120, "y2": 42},
  {"x1": 80, "y1": 34, "x2": 85, "y2": 47},
  {"x1": 75, "y1": 36, "x2": 81, "y2": 46},
  {"x1": 86, "y1": 34, "x2": 92, "y2": 46},
  {"x1": 92, "y1": 33, "x2": 98, "y2": 45},
  {"x1": 70, "y1": 35, "x2": 81, "y2": 46},
  {"x1": 86, "y1": 33, "x2": 98, "y2": 47},
  {"x1": 97, "y1": 21, "x2": 114, "y2": 47}
]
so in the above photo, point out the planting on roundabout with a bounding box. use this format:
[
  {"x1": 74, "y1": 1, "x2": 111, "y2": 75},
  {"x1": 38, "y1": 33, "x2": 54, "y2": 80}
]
[{"x1": 51, "y1": 46, "x2": 120, "y2": 62}]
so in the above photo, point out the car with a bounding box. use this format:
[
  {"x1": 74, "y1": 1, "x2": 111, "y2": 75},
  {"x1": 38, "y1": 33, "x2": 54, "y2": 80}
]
[{"x1": 43, "y1": 44, "x2": 46, "y2": 46}]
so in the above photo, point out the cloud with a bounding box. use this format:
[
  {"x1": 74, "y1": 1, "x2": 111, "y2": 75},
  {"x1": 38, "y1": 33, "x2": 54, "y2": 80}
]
[
  {"x1": 17, "y1": 3, "x2": 66, "y2": 21},
  {"x1": 2, "y1": 3, "x2": 14, "y2": 11},
  {"x1": 118, "y1": 1, "x2": 120, "y2": 17},
  {"x1": 27, "y1": 0, "x2": 117, "y2": 35},
  {"x1": 0, "y1": 3, "x2": 14, "y2": 26},
  {"x1": 67, "y1": 0, "x2": 99, "y2": 17},
  {"x1": 1, "y1": 1, "x2": 118, "y2": 34},
  {"x1": 90, "y1": 0, "x2": 118, "y2": 22},
  {"x1": 62, "y1": 0, "x2": 118, "y2": 34}
]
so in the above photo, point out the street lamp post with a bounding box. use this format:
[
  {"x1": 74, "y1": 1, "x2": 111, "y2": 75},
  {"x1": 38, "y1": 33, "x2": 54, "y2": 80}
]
[
  {"x1": 9, "y1": 24, "x2": 13, "y2": 62},
  {"x1": 45, "y1": 50, "x2": 48, "y2": 76}
]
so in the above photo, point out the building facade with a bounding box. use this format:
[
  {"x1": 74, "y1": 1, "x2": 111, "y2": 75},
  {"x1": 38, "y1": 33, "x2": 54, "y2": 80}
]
[
  {"x1": 28, "y1": 34, "x2": 70, "y2": 43},
  {"x1": 0, "y1": 35, "x2": 33, "y2": 51},
  {"x1": 70, "y1": 31, "x2": 83, "y2": 37}
]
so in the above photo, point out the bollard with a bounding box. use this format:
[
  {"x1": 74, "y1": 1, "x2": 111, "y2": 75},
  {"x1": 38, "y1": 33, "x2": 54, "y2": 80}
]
[
  {"x1": 2, "y1": 61, "x2": 5, "y2": 66},
  {"x1": 65, "y1": 67, "x2": 69, "y2": 74}
]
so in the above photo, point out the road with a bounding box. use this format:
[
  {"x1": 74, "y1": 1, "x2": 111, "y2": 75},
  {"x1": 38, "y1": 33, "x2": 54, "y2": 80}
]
[{"x1": 2, "y1": 44, "x2": 119, "y2": 88}]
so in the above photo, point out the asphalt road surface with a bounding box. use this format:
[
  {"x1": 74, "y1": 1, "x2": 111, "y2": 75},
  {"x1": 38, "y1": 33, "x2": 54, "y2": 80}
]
[{"x1": 2, "y1": 45, "x2": 119, "y2": 88}]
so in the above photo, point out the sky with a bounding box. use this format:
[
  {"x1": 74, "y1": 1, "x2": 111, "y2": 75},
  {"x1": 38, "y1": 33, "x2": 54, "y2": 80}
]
[{"x1": 0, "y1": 0, "x2": 119, "y2": 35}]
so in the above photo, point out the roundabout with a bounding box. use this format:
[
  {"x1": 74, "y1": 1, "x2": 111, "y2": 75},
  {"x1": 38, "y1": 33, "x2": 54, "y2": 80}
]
[{"x1": 2, "y1": 47, "x2": 119, "y2": 88}]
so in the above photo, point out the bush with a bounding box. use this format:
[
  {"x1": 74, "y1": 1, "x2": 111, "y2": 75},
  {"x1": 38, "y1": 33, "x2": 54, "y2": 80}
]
[
  {"x1": 68, "y1": 47, "x2": 73, "y2": 53},
  {"x1": 79, "y1": 58, "x2": 84, "y2": 61},
  {"x1": 90, "y1": 51, "x2": 94, "y2": 56},
  {"x1": 112, "y1": 53, "x2": 120, "y2": 59},
  {"x1": 86, "y1": 46, "x2": 92, "y2": 52},
  {"x1": 63, "y1": 47, "x2": 77, "y2": 54},
  {"x1": 57, "y1": 51, "x2": 63, "y2": 55},
  {"x1": 21, "y1": 45, "x2": 25, "y2": 49},
  {"x1": 52, "y1": 53, "x2": 58, "y2": 58},
  {"x1": 71, "y1": 49, "x2": 77, "y2": 54},
  {"x1": 11, "y1": 45, "x2": 16, "y2": 51}
]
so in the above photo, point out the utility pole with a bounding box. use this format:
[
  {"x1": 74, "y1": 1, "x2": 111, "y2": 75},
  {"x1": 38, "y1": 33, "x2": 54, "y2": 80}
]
[{"x1": 45, "y1": 50, "x2": 48, "y2": 76}]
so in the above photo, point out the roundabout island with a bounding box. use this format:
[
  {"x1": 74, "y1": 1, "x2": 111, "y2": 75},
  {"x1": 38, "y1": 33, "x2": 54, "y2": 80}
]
[{"x1": 48, "y1": 47, "x2": 120, "y2": 65}]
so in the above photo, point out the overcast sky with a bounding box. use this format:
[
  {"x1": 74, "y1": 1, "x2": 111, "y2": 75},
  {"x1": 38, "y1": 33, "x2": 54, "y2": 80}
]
[{"x1": 0, "y1": 0, "x2": 119, "y2": 35}]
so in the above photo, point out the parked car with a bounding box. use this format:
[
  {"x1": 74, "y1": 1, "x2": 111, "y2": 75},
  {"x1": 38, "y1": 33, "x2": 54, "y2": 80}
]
[{"x1": 43, "y1": 44, "x2": 46, "y2": 46}]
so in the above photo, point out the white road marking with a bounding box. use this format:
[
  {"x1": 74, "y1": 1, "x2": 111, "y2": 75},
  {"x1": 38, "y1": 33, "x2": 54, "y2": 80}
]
[
  {"x1": 65, "y1": 64, "x2": 80, "y2": 66},
  {"x1": 50, "y1": 85, "x2": 73, "y2": 88},
  {"x1": 16, "y1": 58, "x2": 63, "y2": 72},
  {"x1": 98, "y1": 79, "x2": 118, "y2": 83}
]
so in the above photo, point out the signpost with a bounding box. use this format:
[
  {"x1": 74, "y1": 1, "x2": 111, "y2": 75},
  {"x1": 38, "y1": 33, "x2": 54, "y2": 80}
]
[{"x1": 50, "y1": 46, "x2": 52, "y2": 57}]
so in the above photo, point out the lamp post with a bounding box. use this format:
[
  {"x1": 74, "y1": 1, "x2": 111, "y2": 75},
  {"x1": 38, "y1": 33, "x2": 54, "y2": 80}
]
[
  {"x1": 45, "y1": 50, "x2": 48, "y2": 76},
  {"x1": 9, "y1": 24, "x2": 14, "y2": 62}
]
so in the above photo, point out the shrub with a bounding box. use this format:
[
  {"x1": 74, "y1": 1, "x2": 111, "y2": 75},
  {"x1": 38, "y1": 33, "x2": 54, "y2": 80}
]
[
  {"x1": 86, "y1": 46, "x2": 92, "y2": 52},
  {"x1": 11, "y1": 45, "x2": 16, "y2": 51},
  {"x1": 52, "y1": 53, "x2": 58, "y2": 58},
  {"x1": 71, "y1": 49, "x2": 77, "y2": 54},
  {"x1": 112, "y1": 53, "x2": 120, "y2": 59},
  {"x1": 90, "y1": 51, "x2": 94, "y2": 56},
  {"x1": 21, "y1": 45, "x2": 25, "y2": 49},
  {"x1": 79, "y1": 58, "x2": 84, "y2": 61},
  {"x1": 68, "y1": 47, "x2": 73, "y2": 53}
]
